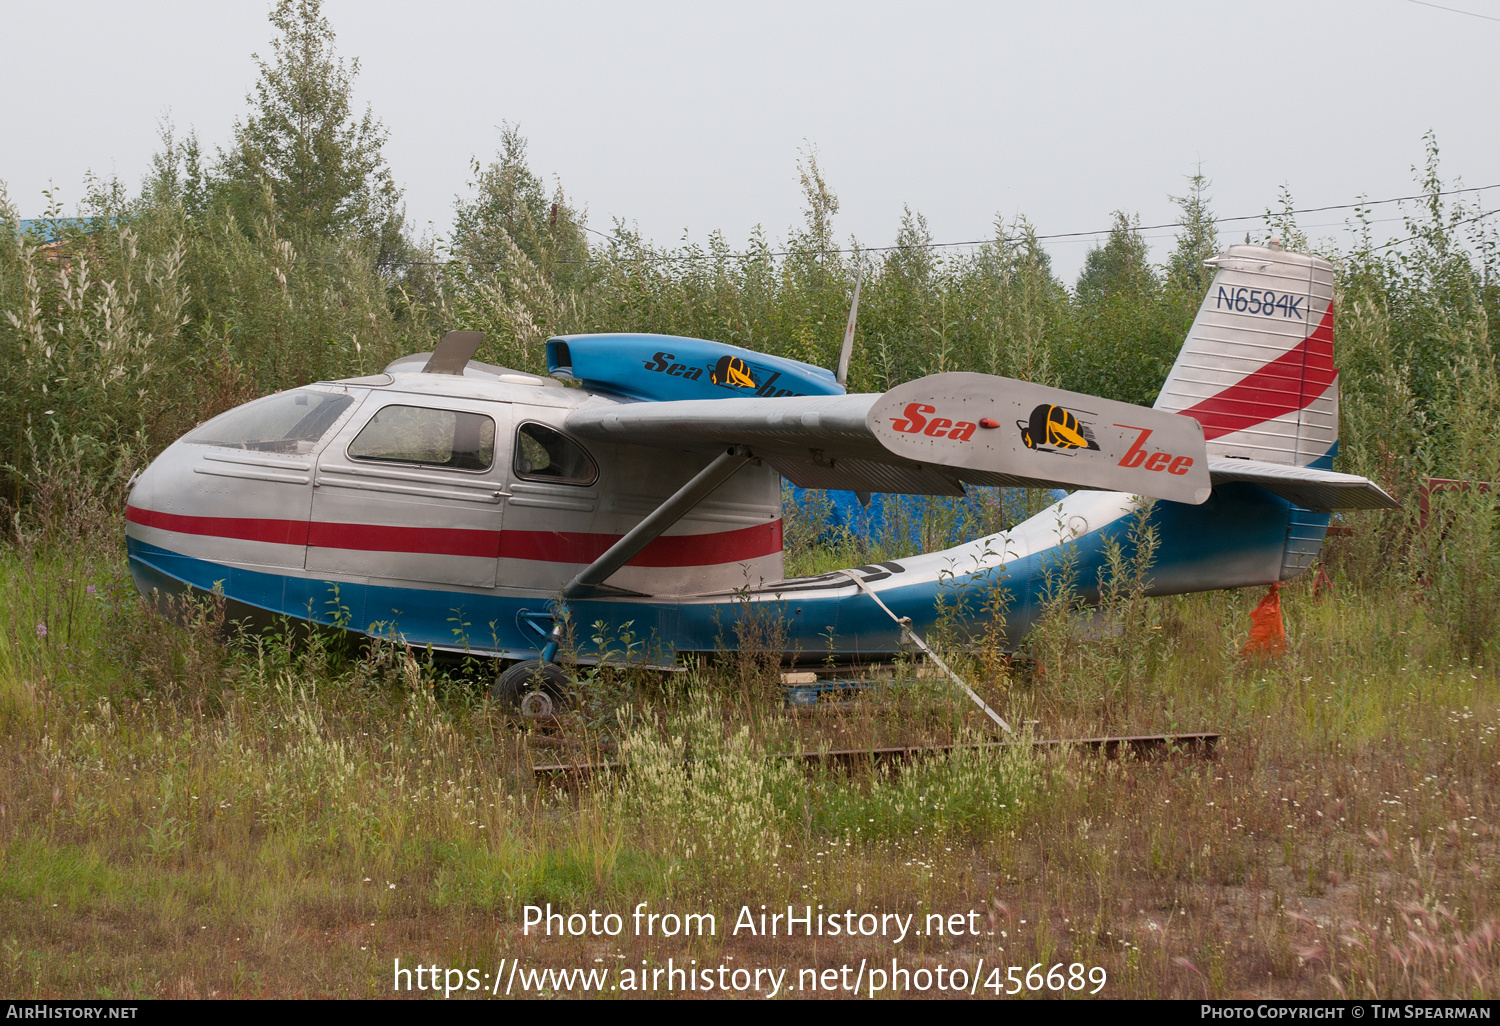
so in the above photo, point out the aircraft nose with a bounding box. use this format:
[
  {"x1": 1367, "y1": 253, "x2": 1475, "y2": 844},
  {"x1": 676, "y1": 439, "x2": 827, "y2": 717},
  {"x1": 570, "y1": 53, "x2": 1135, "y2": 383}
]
[{"x1": 127, "y1": 452, "x2": 164, "y2": 511}]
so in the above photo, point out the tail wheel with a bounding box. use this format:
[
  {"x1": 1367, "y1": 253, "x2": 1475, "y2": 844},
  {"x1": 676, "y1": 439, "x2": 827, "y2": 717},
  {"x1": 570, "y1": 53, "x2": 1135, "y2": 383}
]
[{"x1": 492, "y1": 660, "x2": 572, "y2": 714}]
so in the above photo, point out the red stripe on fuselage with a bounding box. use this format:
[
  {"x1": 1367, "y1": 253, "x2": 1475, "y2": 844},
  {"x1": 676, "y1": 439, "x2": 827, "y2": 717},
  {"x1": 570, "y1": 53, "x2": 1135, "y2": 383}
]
[
  {"x1": 125, "y1": 505, "x2": 310, "y2": 545},
  {"x1": 1178, "y1": 304, "x2": 1336, "y2": 441},
  {"x1": 307, "y1": 521, "x2": 501, "y2": 558},
  {"x1": 125, "y1": 505, "x2": 782, "y2": 566},
  {"x1": 498, "y1": 522, "x2": 782, "y2": 566}
]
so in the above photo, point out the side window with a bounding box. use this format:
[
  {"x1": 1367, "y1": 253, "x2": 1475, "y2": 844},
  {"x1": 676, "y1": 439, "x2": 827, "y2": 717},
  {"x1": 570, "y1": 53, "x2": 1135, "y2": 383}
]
[
  {"x1": 514, "y1": 423, "x2": 597, "y2": 485},
  {"x1": 347, "y1": 405, "x2": 495, "y2": 471}
]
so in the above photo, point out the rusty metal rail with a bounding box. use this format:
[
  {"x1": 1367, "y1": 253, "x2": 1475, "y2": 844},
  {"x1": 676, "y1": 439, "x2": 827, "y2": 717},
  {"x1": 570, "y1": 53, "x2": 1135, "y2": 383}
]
[
  {"x1": 530, "y1": 731, "x2": 1220, "y2": 778},
  {"x1": 1418, "y1": 476, "x2": 1497, "y2": 530}
]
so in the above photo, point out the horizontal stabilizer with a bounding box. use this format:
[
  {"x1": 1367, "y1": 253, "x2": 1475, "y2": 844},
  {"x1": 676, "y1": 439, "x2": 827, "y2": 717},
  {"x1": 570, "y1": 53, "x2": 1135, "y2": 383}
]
[
  {"x1": 869, "y1": 373, "x2": 1211, "y2": 505},
  {"x1": 1207, "y1": 458, "x2": 1397, "y2": 512}
]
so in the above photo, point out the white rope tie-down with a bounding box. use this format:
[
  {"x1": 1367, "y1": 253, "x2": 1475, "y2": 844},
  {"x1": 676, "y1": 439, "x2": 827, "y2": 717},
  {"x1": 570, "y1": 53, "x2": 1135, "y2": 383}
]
[{"x1": 837, "y1": 570, "x2": 1013, "y2": 734}]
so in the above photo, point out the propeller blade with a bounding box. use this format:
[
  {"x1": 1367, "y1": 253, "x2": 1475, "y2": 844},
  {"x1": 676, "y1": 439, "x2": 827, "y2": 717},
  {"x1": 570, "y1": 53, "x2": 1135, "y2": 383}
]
[
  {"x1": 421, "y1": 331, "x2": 485, "y2": 375},
  {"x1": 835, "y1": 263, "x2": 863, "y2": 388}
]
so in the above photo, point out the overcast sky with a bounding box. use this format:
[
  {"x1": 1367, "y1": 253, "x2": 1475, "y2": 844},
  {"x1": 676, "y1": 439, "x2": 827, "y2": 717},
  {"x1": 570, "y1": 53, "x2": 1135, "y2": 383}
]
[{"x1": 4, "y1": 0, "x2": 1497, "y2": 280}]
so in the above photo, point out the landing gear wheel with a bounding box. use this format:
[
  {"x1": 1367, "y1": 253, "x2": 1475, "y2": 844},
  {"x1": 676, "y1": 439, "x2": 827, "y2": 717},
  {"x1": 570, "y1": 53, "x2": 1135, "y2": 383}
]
[
  {"x1": 492, "y1": 659, "x2": 572, "y2": 714},
  {"x1": 519, "y1": 689, "x2": 555, "y2": 717}
]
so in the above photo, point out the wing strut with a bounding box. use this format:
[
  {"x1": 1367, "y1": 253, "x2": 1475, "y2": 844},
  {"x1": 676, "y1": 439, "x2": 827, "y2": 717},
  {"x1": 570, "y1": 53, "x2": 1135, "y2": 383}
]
[
  {"x1": 539, "y1": 446, "x2": 752, "y2": 660},
  {"x1": 839, "y1": 569, "x2": 1012, "y2": 734},
  {"x1": 566, "y1": 445, "x2": 751, "y2": 598}
]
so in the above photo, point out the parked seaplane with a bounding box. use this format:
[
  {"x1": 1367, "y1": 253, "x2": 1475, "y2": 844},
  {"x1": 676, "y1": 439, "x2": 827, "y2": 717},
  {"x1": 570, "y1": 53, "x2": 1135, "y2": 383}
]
[{"x1": 125, "y1": 243, "x2": 1395, "y2": 709}]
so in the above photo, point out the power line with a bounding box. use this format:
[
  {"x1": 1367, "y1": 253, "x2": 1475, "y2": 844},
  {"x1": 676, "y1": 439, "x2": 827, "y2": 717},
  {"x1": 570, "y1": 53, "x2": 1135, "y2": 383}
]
[
  {"x1": 1035, "y1": 183, "x2": 1496, "y2": 241},
  {"x1": 579, "y1": 182, "x2": 1500, "y2": 261},
  {"x1": 1049, "y1": 213, "x2": 1412, "y2": 245},
  {"x1": 1404, "y1": 0, "x2": 1500, "y2": 23},
  {"x1": 1373, "y1": 207, "x2": 1500, "y2": 251},
  {"x1": 392, "y1": 182, "x2": 1500, "y2": 267}
]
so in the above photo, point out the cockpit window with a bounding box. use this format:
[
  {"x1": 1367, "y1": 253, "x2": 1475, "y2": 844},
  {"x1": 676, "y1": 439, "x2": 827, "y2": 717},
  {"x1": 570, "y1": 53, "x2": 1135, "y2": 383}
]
[
  {"x1": 514, "y1": 423, "x2": 597, "y2": 485},
  {"x1": 183, "y1": 389, "x2": 354, "y2": 454},
  {"x1": 347, "y1": 405, "x2": 495, "y2": 471}
]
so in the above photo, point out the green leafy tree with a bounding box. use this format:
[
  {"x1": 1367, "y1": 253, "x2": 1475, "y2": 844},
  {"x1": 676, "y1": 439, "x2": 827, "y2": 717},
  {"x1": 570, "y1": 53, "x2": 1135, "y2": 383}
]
[
  {"x1": 1165, "y1": 168, "x2": 1218, "y2": 296},
  {"x1": 143, "y1": 119, "x2": 211, "y2": 221},
  {"x1": 1063, "y1": 213, "x2": 1180, "y2": 405},
  {"x1": 1075, "y1": 211, "x2": 1156, "y2": 301},
  {"x1": 778, "y1": 147, "x2": 851, "y2": 370},
  {"x1": 791, "y1": 146, "x2": 840, "y2": 262},
  {"x1": 216, "y1": 0, "x2": 405, "y2": 261},
  {"x1": 977, "y1": 218, "x2": 1066, "y2": 384},
  {"x1": 451, "y1": 123, "x2": 587, "y2": 285}
]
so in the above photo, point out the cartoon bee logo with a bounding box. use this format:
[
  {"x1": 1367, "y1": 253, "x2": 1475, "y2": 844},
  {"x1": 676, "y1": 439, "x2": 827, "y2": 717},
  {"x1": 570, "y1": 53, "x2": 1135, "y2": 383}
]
[
  {"x1": 1018, "y1": 404, "x2": 1099, "y2": 453},
  {"x1": 710, "y1": 355, "x2": 757, "y2": 389}
]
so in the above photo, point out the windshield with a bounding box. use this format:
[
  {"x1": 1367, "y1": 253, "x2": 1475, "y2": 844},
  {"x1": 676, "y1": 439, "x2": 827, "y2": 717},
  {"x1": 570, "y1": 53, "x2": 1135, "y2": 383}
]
[{"x1": 183, "y1": 389, "x2": 355, "y2": 454}]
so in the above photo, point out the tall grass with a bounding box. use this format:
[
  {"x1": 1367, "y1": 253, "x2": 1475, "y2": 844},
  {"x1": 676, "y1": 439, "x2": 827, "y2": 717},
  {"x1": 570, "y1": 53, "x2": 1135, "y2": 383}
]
[
  {"x1": 3, "y1": 34, "x2": 1500, "y2": 994},
  {"x1": 2, "y1": 531, "x2": 1498, "y2": 997}
]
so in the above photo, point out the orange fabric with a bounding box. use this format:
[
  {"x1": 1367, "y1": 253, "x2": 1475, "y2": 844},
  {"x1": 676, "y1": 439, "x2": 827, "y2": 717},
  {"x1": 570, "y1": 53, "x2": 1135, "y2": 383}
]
[
  {"x1": 1241, "y1": 583, "x2": 1289, "y2": 657},
  {"x1": 1311, "y1": 563, "x2": 1335, "y2": 599}
]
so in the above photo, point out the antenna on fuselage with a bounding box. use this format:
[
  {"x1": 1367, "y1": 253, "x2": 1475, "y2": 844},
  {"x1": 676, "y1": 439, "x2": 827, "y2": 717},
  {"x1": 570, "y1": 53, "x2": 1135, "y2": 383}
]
[
  {"x1": 834, "y1": 260, "x2": 863, "y2": 389},
  {"x1": 422, "y1": 331, "x2": 486, "y2": 375}
]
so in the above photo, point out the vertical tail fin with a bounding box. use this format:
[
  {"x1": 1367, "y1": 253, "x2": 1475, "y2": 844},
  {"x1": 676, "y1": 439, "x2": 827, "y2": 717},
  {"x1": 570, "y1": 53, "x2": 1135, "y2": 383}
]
[{"x1": 1154, "y1": 243, "x2": 1338, "y2": 469}]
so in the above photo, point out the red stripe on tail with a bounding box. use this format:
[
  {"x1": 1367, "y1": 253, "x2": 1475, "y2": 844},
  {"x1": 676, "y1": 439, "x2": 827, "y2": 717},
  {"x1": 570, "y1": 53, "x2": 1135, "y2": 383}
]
[{"x1": 1178, "y1": 304, "x2": 1335, "y2": 441}]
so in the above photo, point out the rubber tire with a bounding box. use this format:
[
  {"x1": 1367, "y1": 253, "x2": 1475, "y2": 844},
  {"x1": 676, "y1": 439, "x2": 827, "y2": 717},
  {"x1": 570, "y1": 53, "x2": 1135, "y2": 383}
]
[{"x1": 492, "y1": 660, "x2": 572, "y2": 714}]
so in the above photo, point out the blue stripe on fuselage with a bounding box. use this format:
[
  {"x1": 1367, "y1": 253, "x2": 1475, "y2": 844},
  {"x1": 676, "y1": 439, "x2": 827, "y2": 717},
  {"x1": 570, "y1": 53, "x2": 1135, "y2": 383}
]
[{"x1": 127, "y1": 482, "x2": 1297, "y2": 660}]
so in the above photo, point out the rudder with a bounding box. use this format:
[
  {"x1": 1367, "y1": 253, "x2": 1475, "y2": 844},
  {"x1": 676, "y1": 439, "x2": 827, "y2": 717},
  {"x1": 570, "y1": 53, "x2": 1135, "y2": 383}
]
[{"x1": 1154, "y1": 243, "x2": 1337, "y2": 469}]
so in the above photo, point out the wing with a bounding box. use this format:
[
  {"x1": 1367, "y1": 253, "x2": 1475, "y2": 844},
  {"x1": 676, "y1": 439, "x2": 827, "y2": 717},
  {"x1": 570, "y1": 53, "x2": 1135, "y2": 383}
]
[
  {"x1": 567, "y1": 371, "x2": 1216, "y2": 504},
  {"x1": 565, "y1": 372, "x2": 1397, "y2": 512},
  {"x1": 567, "y1": 393, "x2": 972, "y2": 496}
]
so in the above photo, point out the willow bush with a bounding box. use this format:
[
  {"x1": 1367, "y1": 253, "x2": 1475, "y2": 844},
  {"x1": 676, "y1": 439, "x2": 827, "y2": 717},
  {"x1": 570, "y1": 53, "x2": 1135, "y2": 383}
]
[{"x1": 1, "y1": 1, "x2": 1496, "y2": 660}]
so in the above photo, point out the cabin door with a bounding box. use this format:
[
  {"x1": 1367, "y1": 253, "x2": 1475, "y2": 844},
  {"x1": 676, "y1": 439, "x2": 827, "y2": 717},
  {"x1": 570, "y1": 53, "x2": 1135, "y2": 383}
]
[{"x1": 308, "y1": 398, "x2": 512, "y2": 592}]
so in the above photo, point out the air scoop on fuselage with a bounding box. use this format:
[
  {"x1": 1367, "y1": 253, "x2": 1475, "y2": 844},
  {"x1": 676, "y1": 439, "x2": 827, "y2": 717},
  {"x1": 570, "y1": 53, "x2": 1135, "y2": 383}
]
[{"x1": 545, "y1": 333, "x2": 846, "y2": 402}]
